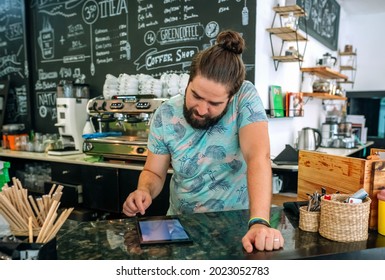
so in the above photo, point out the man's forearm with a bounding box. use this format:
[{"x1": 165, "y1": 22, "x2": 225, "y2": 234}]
[
  {"x1": 137, "y1": 168, "x2": 166, "y2": 199},
  {"x1": 247, "y1": 157, "x2": 272, "y2": 220}
]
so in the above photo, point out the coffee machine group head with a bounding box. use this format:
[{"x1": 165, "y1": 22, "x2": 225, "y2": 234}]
[{"x1": 53, "y1": 81, "x2": 90, "y2": 153}]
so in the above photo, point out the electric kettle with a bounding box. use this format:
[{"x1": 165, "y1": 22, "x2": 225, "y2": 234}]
[{"x1": 297, "y1": 127, "x2": 322, "y2": 150}]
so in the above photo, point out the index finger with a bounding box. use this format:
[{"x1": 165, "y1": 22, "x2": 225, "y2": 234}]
[{"x1": 134, "y1": 195, "x2": 147, "y2": 215}]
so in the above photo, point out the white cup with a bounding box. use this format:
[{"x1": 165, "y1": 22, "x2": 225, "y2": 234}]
[
  {"x1": 118, "y1": 73, "x2": 129, "y2": 79},
  {"x1": 167, "y1": 80, "x2": 179, "y2": 88},
  {"x1": 137, "y1": 74, "x2": 152, "y2": 83},
  {"x1": 120, "y1": 84, "x2": 138, "y2": 90},
  {"x1": 167, "y1": 74, "x2": 180, "y2": 87},
  {"x1": 152, "y1": 88, "x2": 162, "y2": 97},
  {"x1": 179, "y1": 74, "x2": 190, "y2": 87},
  {"x1": 167, "y1": 87, "x2": 179, "y2": 96},
  {"x1": 272, "y1": 175, "x2": 283, "y2": 194},
  {"x1": 103, "y1": 90, "x2": 117, "y2": 99},
  {"x1": 125, "y1": 88, "x2": 138, "y2": 95},
  {"x1": 106, "y1": 74, "x2": 118, "y2": 81},
  {"x1": 152, "y1": 80, "x2": 162, "y2": 88}
]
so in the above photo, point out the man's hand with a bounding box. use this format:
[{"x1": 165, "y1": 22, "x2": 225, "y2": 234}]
[
  {"x1": 241, "y1": 224, "x2": 284, "y2": 252},
  {"x1": 122, "y1": 189, "x2": 152, "y2": 217}
]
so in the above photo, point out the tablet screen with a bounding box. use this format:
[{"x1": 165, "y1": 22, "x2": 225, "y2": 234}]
[{"x1": 137, "y1": 216, "x2": 193, "y2": 245}]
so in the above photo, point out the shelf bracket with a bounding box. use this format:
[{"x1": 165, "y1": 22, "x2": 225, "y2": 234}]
[{"x1": 268, "y1": 5, "x2": 308, "y2": 71}]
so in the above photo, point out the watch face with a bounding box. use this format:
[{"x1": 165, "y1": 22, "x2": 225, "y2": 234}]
[{"x1": 205, "y1": 21, "x2": 220, "y2": 38}]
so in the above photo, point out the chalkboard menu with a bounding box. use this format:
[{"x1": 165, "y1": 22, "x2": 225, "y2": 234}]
[
  {"x1": 0, "y1": 0, "x2": 31, "y2": 129},
  {"x1": 297, "y1": 0, "x2": 340, "y2": 51},
  {"x1": 28, "y1": 0, "x2": 256, "y2": 133}
]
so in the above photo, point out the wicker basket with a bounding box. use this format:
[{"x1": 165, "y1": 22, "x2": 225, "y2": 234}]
[
  {"x1": 299, "y1": 206, "x2": 320, "y2": 232},
  {"x1": 319, "y1": 194, "x2": 371, "y2": 242}
]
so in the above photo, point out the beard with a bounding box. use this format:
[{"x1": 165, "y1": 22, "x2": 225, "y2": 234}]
[{"x1": 183, "y1": 99, "x2": 229, "y2": 130}]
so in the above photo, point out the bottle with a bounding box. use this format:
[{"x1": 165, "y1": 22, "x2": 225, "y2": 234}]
[
  {"x1": 29, "y1": 129, "x2": 35, "y2": 142},
  {"x1": 377, "y1": 189, "x2": 385, "y2": 235},
  {"x1": 242, "y1": 6, "x2": 249, "y2": 26}
]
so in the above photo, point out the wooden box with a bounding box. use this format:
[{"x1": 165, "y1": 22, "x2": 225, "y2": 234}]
[{"x1": 297, "y1": 150, "x2": 385, "y2": 229}]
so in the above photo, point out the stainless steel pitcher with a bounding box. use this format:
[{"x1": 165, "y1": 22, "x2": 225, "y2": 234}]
[{"x1": 297, "y1": 127, "x2": 322, "y2": 150}]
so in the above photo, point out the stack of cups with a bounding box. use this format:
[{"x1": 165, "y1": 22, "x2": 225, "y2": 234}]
[
  {"x1": 378, "y1": 189, "x2": 385, "y2": 235},
  {"x1": 103, "y1": 74, "x2": 119, "y2": 99},
  {"x1": 137, "y1": 74, "x2": 153, "y2": 95},
  {"x1": 119, "y1": 74, "x2": 139, "y2": 95},
  {"x1": 163, "y1": 73, "x2": 180, "y2": 97},
  {"x1": 160, "y1": 73, "x2": 190, "y2": 97},
  {"x1": 179, "y1": 73, "x2": 189, "y2": 93},
  {"x1": 139, "y1": 78, "x2": 163, "y2": 97}
]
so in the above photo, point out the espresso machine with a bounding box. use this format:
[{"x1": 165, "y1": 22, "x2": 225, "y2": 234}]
[
  {"x1": 48, "y1": 81, "x2": 90, "y2": 155},
  {"x1": 321, "y1": 115, "x2": 354, "y2": 148},
  {"x1": 83, "y1": 95, "x2": 167, "y2": 161}
]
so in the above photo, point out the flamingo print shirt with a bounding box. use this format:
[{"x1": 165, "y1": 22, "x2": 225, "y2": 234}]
[{"x1": 148, "y1": 80, "x2": 268, "y2": 214}]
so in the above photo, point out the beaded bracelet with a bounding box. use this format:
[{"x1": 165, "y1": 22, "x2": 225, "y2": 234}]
[{"x1": 248, "y1": 217, "x2": 271, "y2": 229}]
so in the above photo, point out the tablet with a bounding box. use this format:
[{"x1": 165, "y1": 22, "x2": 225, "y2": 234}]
[{"x1": 136, "y1": 216, "x2": 193, "y2": 246}]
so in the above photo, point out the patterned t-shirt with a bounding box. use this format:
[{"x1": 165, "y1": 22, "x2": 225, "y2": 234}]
[{"x1": 148, "y1": 80, "x2": 268, "y2": 215}]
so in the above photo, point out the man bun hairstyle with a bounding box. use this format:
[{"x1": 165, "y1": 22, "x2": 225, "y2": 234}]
[
  {"x1": 217, "y1": 31, "x2": 244, "y2": 55},
  {"x1": 189, "y1": 30, "x2": 246, "y2": 98}
]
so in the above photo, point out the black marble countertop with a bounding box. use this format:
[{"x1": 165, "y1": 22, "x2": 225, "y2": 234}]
[{"x1": 56, "y1": 207, "x2": 385, "y2": 260}]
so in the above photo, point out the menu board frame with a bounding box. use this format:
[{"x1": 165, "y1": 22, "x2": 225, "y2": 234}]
[{"x1": 297, "y1": 0, "x2": 340, "y2": 50}]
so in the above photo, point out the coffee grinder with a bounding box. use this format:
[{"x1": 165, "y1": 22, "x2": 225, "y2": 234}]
[{"x1": 48, "y1": 81, "x2": 89, "y2": 155}]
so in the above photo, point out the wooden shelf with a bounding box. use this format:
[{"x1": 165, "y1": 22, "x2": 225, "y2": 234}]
[
  {"x1": 338, "y1": 80, "x2": 354, "y2": 84},
  {"x1": 266, "y1": 27, "x2": 307, "y2": 41},
  {"x1": 272, "y1": 5, "x2": 306, "y2": 16},
  {"x1": 300, "y1": 67, "x2": 348, "y2": 80},
  {"x1": 268, "y1": 5, "x2": 308, "y2": 71},
  {"x1": 340, "y1": 65, "x2": 356, "y2": 71},
  {"x1": 338, "y1": 48, "x2": 357, "y2": 87},
  {"x1": 302, "y1": 92, "x2": 347, "y2": 100},
  {"x1": 339, "y1": 51, "x2": 357, "y2": 56},
  {"x1": 272, "y1": 55, "x2": 303, "y2": 62}
]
